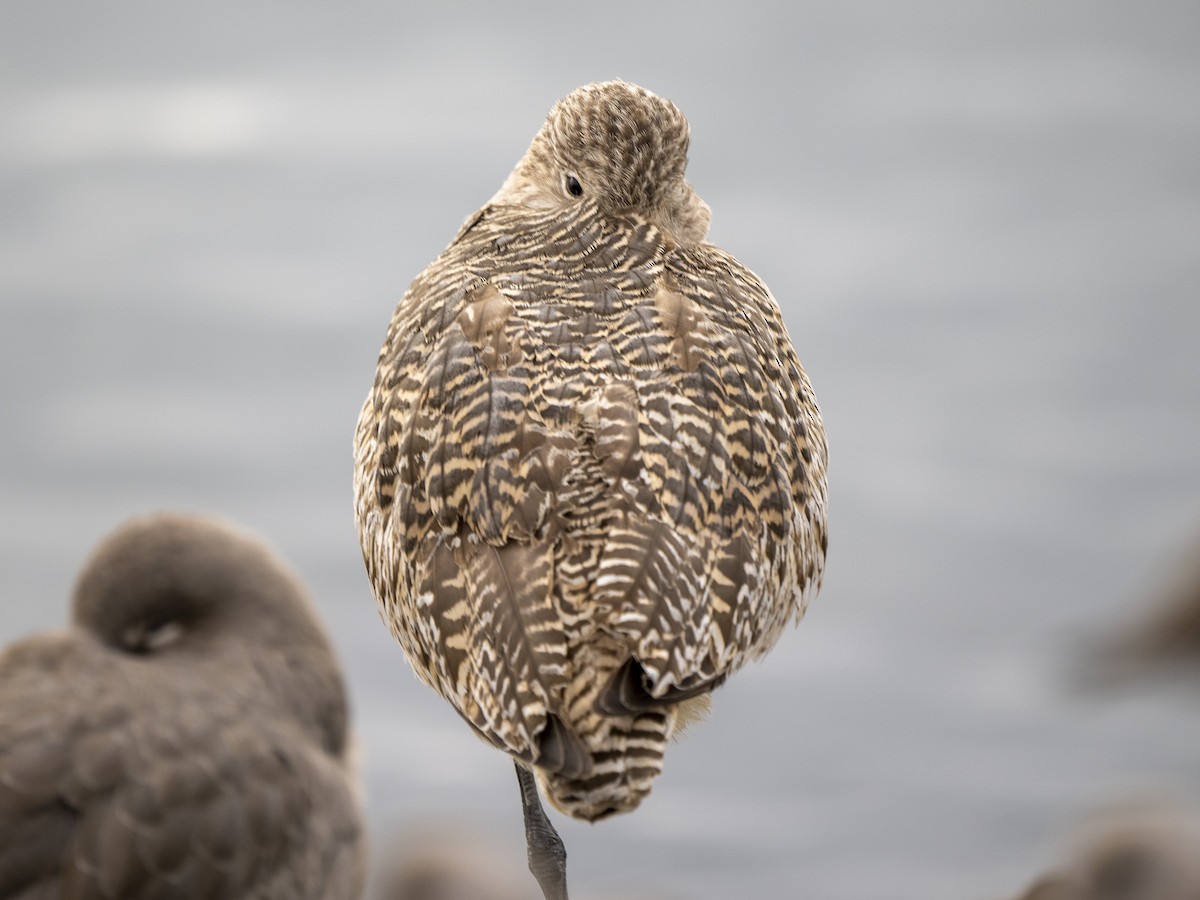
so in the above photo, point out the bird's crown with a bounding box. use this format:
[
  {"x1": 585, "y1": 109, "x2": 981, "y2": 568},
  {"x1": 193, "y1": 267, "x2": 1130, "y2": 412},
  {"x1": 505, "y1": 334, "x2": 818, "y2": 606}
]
[{"x1": 534, "y1": 80, "x2": 692, "y2": 210}]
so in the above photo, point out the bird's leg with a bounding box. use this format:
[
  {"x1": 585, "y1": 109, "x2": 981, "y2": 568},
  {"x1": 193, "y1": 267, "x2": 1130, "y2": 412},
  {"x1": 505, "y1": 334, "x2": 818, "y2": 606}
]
[{"x1": 515, "y1": 761, "x2": 570, "y2": 900}]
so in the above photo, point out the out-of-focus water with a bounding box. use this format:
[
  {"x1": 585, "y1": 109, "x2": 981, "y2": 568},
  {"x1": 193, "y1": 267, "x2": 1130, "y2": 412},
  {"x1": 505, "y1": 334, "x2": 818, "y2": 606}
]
[{"x1": 2, "y1": 3, "x2": 1199, "y2": 898}]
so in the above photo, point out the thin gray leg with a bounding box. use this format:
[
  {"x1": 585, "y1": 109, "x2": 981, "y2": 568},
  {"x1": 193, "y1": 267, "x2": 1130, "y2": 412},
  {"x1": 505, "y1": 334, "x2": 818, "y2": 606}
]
[{"x1": 515, "y1": 761, "x2": 569, "y2": 900}]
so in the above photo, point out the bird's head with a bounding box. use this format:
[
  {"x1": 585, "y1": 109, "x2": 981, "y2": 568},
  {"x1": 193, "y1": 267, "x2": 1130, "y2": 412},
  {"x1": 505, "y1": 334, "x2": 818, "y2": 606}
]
[
  {"x1": 491, "y1": 80, "x2": 712, "y2": 245},
  {"x1": 71, "y1": 512, "x2": 350, "y2": 755}
]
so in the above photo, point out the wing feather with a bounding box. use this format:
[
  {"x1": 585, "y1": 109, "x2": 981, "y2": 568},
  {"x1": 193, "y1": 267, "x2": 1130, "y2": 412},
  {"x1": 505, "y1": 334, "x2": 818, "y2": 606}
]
[
  {"x1": 603, "y1": 244, "x2": 825, "y2": 694},
  {"x1": 461, "y1": 539, "x2": 567, "y2": 759}
]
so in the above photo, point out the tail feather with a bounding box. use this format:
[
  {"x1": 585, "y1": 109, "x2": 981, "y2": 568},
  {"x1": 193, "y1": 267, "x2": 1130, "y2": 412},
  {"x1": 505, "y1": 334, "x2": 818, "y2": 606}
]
[
  {"x1": 537, "y1": 710, "x2": 670, "y2": 822},
  {"x1": 596, "y1": 656, "x2": 725, "y2": 715}
]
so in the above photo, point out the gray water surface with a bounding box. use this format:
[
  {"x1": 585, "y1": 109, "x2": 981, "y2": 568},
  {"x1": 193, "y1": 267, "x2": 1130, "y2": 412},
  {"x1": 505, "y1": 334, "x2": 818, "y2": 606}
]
[{"x1": 2, "y1": 3, "x2": 1199, "y2": 898}]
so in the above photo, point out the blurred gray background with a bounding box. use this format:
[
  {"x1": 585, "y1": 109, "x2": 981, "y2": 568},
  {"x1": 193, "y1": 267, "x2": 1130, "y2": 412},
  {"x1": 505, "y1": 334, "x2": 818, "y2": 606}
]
[{"x1": 2, "y1": 2, "x2": 1198, "y2": 898}]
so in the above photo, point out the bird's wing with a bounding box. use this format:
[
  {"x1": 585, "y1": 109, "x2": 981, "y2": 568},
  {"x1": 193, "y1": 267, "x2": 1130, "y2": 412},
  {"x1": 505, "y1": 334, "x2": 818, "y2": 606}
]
[
  {"x1": 588, "y1": 242, "x2": 827, "y2": 702},
  {"x1": 358, "y1": 204, "x2": 586, "y2": 767},
  {"x1": 0, "y1": 636, "x2": 84, "y2": 897},
  {"x1": 0, "y1": 638, "x2": 364, "y2": 900}
]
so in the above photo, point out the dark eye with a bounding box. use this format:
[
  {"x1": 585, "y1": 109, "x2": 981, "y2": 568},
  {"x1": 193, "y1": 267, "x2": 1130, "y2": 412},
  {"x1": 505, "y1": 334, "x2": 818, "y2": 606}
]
[{"x1": 564, "y1": 174, "x2": 583, "y2": 197}]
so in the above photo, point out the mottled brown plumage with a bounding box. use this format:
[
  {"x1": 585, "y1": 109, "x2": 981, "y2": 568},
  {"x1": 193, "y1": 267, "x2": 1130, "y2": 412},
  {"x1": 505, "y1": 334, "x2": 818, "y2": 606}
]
[
  {"x1": 354, "y1": 80, "x2": 827, "y2": 824},
  {"x1": 0, "y1": 513, "x2": 365, "y2": 900}
]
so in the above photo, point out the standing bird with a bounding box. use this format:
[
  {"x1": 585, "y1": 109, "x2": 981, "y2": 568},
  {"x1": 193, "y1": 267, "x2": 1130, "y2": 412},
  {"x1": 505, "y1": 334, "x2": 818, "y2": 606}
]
[
  {"x1": 355, "y1": 80, "x2": 827, "y2": 899},
  {"x1": 0, "y1": 513, "x2": 366, "y2": 900}
]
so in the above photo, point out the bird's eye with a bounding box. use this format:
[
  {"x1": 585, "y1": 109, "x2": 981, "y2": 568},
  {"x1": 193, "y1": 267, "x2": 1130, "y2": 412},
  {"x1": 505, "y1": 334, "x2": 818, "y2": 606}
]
[
  {"x1": 564, "y1": 174, "x2": 583, "y2": 197},
  {"x1": 122, "y1": 618, "x2": 184, "y2": 654}
]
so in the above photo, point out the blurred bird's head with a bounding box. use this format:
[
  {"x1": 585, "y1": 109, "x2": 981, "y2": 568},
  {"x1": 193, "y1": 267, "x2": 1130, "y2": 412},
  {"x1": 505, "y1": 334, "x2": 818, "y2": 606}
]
[
  {"x1": 71, "y1": 512, "x2": 350, "y2": 756},
  {"x1": 491, "y1": 80, "x2": 712, "y2": 245}
]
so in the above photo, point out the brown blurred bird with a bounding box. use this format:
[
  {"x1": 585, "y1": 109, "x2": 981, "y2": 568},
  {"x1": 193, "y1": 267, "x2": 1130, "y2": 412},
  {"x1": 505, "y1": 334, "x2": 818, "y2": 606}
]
[
  {"x1": 355, "y1": 80, "x2": 828, "y2": 899},
  {"x1": 1014, "y1": 806, "x2": 1200, "y2": 900},
  {"x1": 0, "y1": 513, "x2": 366, "y2": 900},
  {"x1": 1092, "y1": 526, "x2": 1200, "y2": 681},
  {"x1": 371, "y1": 827, "x2": 528, "y2": 900}
]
